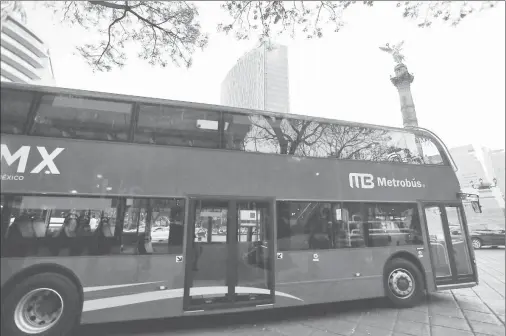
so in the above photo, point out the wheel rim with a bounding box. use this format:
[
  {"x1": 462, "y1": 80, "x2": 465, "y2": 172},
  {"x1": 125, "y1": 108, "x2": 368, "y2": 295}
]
[
  {"x1": 14, "y1": 288, "x2": 64, "y2": 334},
  {"x1": 388, "y1": 268, "x2": 415, "y2": 299},
  {"x1": 472, "y1": 239, "x2": 481, "y2": 249}
]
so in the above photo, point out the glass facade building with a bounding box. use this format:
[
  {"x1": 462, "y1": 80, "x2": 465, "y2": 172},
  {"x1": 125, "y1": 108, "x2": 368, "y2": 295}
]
[
  {"x1": 221, "y1": 42, "x2": 289, "y2": 113},
  {"x1": 1, "y1": 14, "x2": 55, "y2": 85}
]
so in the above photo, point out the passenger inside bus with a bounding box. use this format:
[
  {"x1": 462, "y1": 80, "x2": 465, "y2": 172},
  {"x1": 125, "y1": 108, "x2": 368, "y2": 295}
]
[
  {"x1": 3, "y1": 212, "x2": 45, "y2": 256},
  {"x1": 308, "y1": 206, "x2": 332, "y2": 249},
  {"x1": 94, "y1": 214, "x2": 118, "y2": 255},
  {"x1": 1, "y1": 196, "x2": 186, "y2": 258}
]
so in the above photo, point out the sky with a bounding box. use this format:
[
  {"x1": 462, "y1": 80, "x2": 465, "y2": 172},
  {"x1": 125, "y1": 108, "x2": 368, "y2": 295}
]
[{"x1": 20, "y1": 1, "x2": 506, "y2": 150}]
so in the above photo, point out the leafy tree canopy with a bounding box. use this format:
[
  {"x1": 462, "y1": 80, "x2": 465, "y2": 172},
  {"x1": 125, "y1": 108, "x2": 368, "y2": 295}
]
[{"x1": 0, "y1": 1, "x2": 500, "y2": 71}]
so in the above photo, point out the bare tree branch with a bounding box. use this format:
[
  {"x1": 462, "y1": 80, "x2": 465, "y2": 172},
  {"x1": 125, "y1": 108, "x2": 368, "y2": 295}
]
[
  {"x1": 41, "y1": 1, "x2": 208, "y2": 71},
  {"x1": 219, "y1": 1, "x2": 500, "y2": 43},
  {"x1": 88, "y1": 1, "x2": 127, "y2": 10},
  {"x1": 96, "y1": 9, "x2": 128, "y2": 66}
]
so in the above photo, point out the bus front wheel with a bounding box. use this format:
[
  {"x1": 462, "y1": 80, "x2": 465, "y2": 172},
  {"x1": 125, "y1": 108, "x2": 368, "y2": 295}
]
[
  {"x1": 384, "y1": 258, "x2": 424, "y2": 308},
  {"x1": 1, "y1": 272, "x2": 81, "y2": 336}
]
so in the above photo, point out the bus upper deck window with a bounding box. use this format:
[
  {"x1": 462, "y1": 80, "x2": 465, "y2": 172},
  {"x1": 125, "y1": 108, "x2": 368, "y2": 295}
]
[{"x1": 0, "y1": 89, "x2": 34, "y2": 135}]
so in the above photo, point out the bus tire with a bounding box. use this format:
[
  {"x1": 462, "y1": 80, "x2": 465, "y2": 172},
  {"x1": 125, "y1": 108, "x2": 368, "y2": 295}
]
[
  {"x1": 384, "y1": 258, "x2": 424, "y2": 308},
  {"x1": 1, "y1": 272, "x2": 81, "y2": 336}
]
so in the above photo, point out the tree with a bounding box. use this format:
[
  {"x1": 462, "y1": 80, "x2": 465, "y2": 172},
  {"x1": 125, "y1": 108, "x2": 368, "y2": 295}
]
[
  {"x1": 241, "y1": 113, "x2": 395, "y2": 161},
  {"x1": 1, "y1": 1, "x2": 500, "y2": 71},
  {"x1": 319, "y1": 124, "x2": 392, "y2": 161},
  {"x1": 2, "y1": 1, "x2": 209, "y2": 71},
  {"x1": 1, "y1": 0, "x2": 25, "y2": 23},
  {"x1": 218, "y1": 1, "x2": 500, "y2": 41},
  {"x1": 245, "y1": 116, "x2": 327, "y2": 155}
]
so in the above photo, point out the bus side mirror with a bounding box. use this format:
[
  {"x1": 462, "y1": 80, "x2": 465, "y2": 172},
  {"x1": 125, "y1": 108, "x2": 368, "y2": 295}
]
[{"x1": 471, "y1": 201, "x2": 482, "y2": 213}]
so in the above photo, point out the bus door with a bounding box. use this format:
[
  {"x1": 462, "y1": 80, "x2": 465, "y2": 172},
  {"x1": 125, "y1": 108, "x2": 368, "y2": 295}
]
[
  {"x1": 420, "y1": 202, "x2": 478, "y2": 288},
  {"x1": 183, "y1": 196, "x2": 275, "y2": 311}
]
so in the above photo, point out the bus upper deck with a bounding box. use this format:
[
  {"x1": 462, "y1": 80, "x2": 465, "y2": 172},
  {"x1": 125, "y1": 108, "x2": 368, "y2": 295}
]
[{"x1": 1, "y1": 81, "x2": 455, "y2": 169}]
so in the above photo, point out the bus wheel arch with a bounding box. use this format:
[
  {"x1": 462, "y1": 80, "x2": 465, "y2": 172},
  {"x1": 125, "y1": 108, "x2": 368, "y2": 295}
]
[
  {"x1": 384, "y1": 251, "x2": 427, "y2": 290},
  {"x1": 1, "y1": 263, "x2": 84, "y2": 335},
  {"x1": 383, "y1": 251, "x2": 426, "y2": 308},
  {"x1": 1, "y1": 263, "x2": 84, "y2": 307}
]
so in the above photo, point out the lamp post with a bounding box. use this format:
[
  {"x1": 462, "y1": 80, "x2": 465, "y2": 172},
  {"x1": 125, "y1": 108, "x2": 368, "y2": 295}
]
[
  {"x1": 470, "y1": 177, "x2": 498, "y2": 190},
  {"x1": 470, "y1": 177, "x2": 505, "y2": 216}
]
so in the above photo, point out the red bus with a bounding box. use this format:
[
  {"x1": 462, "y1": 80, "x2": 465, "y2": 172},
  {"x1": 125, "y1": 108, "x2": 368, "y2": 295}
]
[{"x1": 1, "y1": 82, "x2": 479, "y2": 336}]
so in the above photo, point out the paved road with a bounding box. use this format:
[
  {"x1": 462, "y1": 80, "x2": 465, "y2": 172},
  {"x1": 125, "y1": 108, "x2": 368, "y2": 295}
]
[{"x1": 78, "y1": 248, "x2": 505, "y2": 336}]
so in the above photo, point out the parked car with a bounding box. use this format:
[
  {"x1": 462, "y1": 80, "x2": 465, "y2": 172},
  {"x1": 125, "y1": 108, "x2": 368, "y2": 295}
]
[
  {"x1": 468, "y1": 224, "x2": 505, "y2": 249},
  {"x1": 151, "y1": 226, "x2": 170, "y2": 242}
]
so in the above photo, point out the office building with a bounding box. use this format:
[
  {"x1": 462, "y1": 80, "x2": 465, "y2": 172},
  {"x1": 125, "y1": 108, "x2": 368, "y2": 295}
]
[
  {"x1": 221, "y1": 42, "x2": 289, "y2": 113},
  {"x1": 450, "y1": 145, "x2": 504, "y2": 193},
  {"x1": 1, "y1": 13, "x2": 55, "y2": 85},
  {"x1": 489, "y1": 149, "x2": 505, "y2": 196},
  {"x1": 450, "y1": 144, "x2": 505, "y2": 226}
]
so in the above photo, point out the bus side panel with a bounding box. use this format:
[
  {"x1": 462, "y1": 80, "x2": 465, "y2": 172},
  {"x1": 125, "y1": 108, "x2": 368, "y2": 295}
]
[
  {"x1": 1, "y1": 256, "x2": 185, "y2": 324},
  {"x1": 274, "y1": 247, "x2": 434, "y2": 306},
  {"x1": 0, "y1": 135, "x2": 461, "y2": 203}
]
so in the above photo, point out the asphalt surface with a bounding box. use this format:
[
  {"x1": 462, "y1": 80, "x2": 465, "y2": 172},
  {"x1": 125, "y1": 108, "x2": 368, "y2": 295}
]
[{"x1": 77, "y1": 248, "x2": 505, "y2": 336}]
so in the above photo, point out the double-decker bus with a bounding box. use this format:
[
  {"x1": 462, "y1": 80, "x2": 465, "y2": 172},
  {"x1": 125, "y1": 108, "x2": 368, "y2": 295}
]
[{"x1": 1, "y1": 82, "x2": 480, "y2": 336}]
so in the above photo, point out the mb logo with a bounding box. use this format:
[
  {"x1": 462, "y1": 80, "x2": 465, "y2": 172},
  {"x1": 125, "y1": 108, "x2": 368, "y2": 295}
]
[
  {"x1": 349, "y1": 173, "x2": 374, "y2": 189},
  {"x1": 1, "y1": 144, "x2": 65, "y2": 174}
]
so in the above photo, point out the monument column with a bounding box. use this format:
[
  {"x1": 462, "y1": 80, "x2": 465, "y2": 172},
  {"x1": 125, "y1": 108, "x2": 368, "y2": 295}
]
[
  {"x1": 380, "y1": 42, "x2": 420, "y2": 128},
  {"x1": 390, "y1": 63, "x2": 418, "y2": 127}
]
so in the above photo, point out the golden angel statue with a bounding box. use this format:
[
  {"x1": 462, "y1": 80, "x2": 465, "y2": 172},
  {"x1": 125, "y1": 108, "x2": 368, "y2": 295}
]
[{"x1": 379, "y1": 41, "x2": 405, "y2": 64}]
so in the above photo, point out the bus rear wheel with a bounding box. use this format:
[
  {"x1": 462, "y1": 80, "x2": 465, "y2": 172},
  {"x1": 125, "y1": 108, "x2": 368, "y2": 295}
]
[
  {"x1": 384, "y1": 258, "x2": 424, "y2": 308},
  {"x1": 1, "y1": 272, "x2": 81, "y2": 336}
]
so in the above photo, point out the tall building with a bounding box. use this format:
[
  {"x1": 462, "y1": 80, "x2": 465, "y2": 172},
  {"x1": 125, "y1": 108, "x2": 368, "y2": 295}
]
[
  {"x1": 450, "y1": 145, "x2": 504, "y2": 192},
  {"x1": 490, "y1": 149, "x2": 505, "y2": 196},
  {"x1": 221, "y1": 42, "x2": 289, "y2": 113},
  {"x1": 1, "y1": 13, "x2": 55, "y2": 85},
  {"x1": 450, "y1": 144, "x2": 505, "y2": 226}
]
